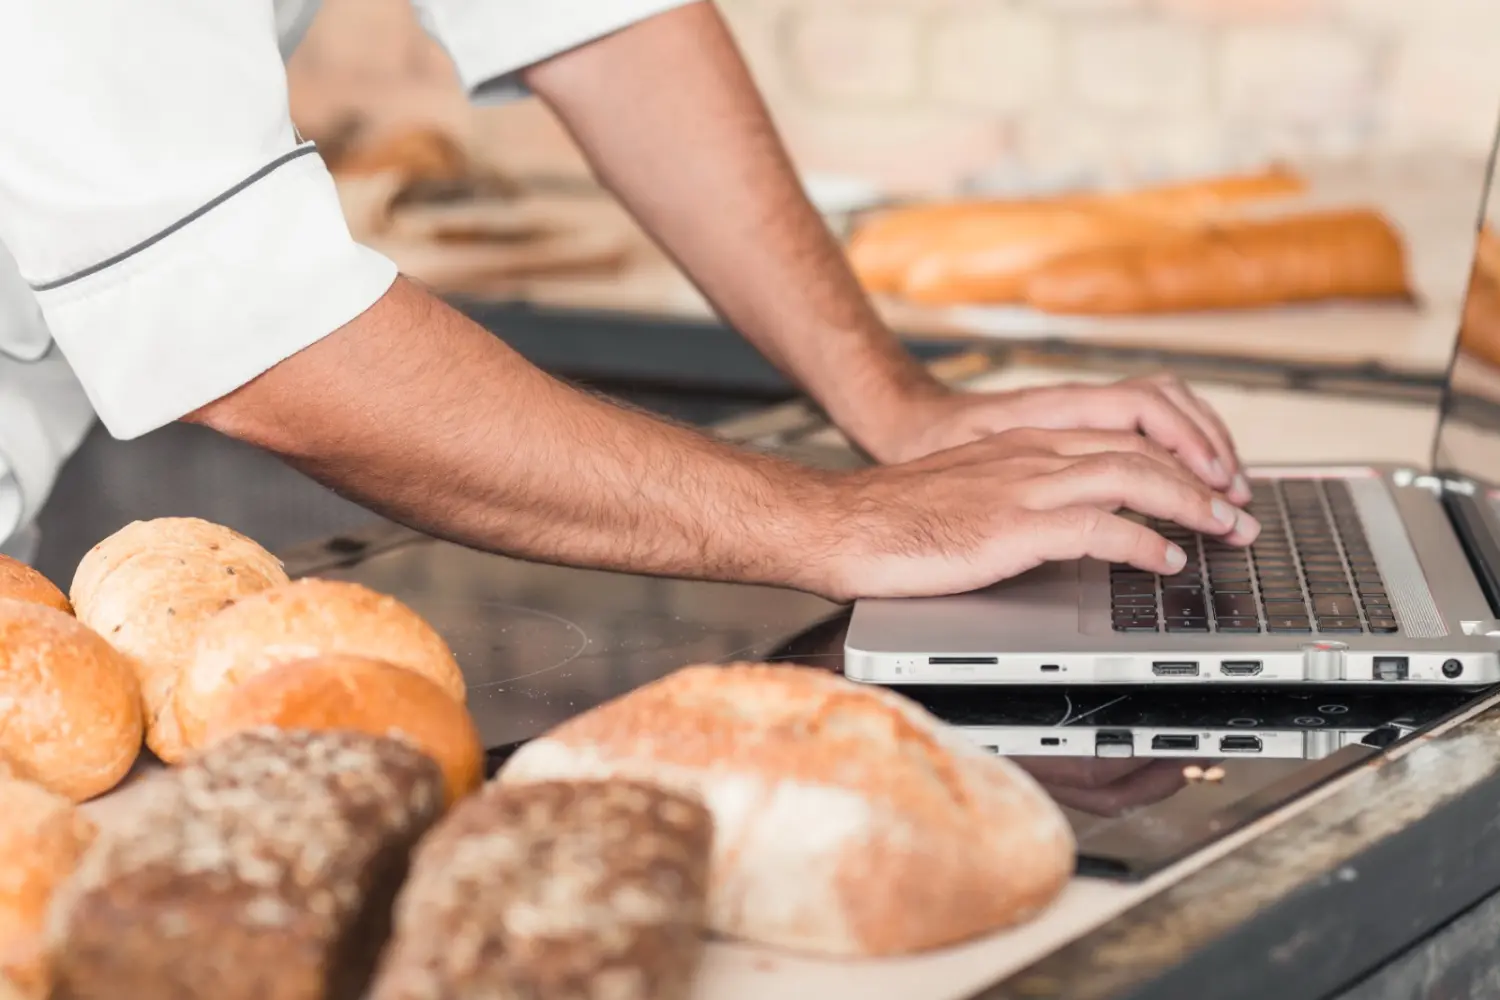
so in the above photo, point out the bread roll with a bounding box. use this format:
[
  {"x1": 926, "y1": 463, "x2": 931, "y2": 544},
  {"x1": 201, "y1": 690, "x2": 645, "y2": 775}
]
[
  {"x1": 0, "y1": 777, "x2": 97, "y2": 998},
  {"x1": 47, "y1": 729, "x2": 445, "y2": 1000},
  {"x1": 0, "y1": 600, "x2": 141, "y2": 801},
  {"x1": 207, "y1": 655, "x2": 483, "y2": 806},
  {"x1": 175, "y1": 579, "x2": 465, "y2": 752},
  {"x1": 370, "y1": 780, "x2": 712, "y2": 1000},
  {"x1": 70, "y1": 518, "x2": 285, "y2": 617},
  {"x1": 500, "y1": 663, "x2": 1074, "y2": 957},
  {"x1": 1023, "y1": 209, "x2": 1414, "y2": 315},
  {"x1": 0, "y1": 558, "x2": 70, "y2": 615},
  {"x1": 70, "y1": 519, "x2": 287, "y2": 763}
]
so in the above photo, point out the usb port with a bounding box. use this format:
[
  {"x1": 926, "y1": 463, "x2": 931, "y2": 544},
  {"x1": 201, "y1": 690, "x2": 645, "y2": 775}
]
[
  {"x1": 1040, "y1": 664, "x2": 1061, "y2": 673},
  {"x1": 1152, "y1": 661, "x2": 1200, "y2": 677},
  {"x1": 929, "y1": 656, "x2": 999, "y2": 665},
  {"x1": 1221, "y1": 660, "x2": 1263, "y2": 677},
  {"x1": 1040, "y1": 736, "x2": 1062, "y2": 747},
  {"x1": 1151, "y1": 734, "x2": 1200, "y2": 751},
  {"x1": 1373, "y1": 657, "x2": 1409, "y2": 681},
  {"x1": 1219, "y1": 735, "x2": 1263, "y2": 753},
  {"x1": 1095, "y1": 730, "x2": 1134, "y2": 758}
]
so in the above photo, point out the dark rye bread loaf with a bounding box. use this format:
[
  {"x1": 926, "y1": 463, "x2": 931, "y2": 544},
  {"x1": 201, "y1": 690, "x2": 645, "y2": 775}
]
[
  {"x1": 370, "y1": 780, "x2": 713, "y2": 1000},
  {"x1": 47, "y1": 729, "x2": 445, "y2": 1000}
]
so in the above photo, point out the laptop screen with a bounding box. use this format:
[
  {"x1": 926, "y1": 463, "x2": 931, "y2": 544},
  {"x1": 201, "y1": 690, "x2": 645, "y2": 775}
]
[{"x1": 1432, "y1": 118, "x2": 1500, "y2": 487}]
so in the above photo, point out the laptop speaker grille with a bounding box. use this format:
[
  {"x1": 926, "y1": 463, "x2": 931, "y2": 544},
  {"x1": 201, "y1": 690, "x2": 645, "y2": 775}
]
[{"x1": 1348, "y1": 478, "x2": 1445, "y2": 638}]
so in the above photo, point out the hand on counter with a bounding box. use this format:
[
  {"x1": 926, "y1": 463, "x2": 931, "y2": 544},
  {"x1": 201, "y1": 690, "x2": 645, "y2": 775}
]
[{"x1": 858, "y1": 372, "x2": 1250, "y2": 505}]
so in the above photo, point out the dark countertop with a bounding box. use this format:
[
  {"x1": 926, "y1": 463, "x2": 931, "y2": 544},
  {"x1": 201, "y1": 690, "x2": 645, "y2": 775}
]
[{"x1": 34, "y1": 309, "x2": 1500, "y2": 1000}]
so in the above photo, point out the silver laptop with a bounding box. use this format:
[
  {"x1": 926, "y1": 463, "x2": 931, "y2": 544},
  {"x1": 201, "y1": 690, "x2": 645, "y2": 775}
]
[{"x1": 846, "y1": 127, "x2": 1500, "y2": 687}]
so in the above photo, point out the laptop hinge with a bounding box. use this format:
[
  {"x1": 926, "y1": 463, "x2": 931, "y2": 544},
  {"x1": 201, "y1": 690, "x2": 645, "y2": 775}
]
[{"x1": 1441, "y1": 484, "x2": 1500, "y2": 618}]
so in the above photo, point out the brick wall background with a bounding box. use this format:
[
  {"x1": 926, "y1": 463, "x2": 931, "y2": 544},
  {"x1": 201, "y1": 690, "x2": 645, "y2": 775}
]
[{"x1": 289, "y1": 0, "x2": 1500, "y2": 195}]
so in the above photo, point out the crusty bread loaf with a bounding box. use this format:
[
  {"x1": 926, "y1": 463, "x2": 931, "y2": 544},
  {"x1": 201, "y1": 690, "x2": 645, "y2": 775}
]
[
  {"x1": 0, "y1": 600, "x2": 142, "y2": 801},
  {"x1": 70, "y1": 518, "x2": 286, "y2": 617},
  {"x1": 500, "y1": 663, "x2": 1075, "y2": 957},
  {"x1": 0, "y1": 777, "x2": 97, "y2": 998},
  {"x1": 75, "y1": 540, "x2": 289, "y2": 763},
  {"x1": 207, "y1": 655, "x2": 484, "y2": 806},
  {"x1": 370, "y1": 780, "x2": 712, "y2": 1000},
  {"x1": 0, "y1": 558, "x2": 70, "y2": 615},
  {"x1": 1022, "y1": 208, "x2": 1414, "y2": 315},
  {"x1": 847, "y1": 166, "x2": 1306, "y2": 298},
  {"x1": 47, "y1": 729, "x2": 445, "y2": 1000},
  {"x1": 174, "y1": 580, "x2": 465, "y2": 753}
]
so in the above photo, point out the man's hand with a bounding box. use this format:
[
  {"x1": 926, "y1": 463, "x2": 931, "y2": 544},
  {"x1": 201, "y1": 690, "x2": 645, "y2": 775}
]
[
  {"x1": 808, "y1": 426, "x2": 1258, "y2": 602},
  {"x1": 857, "y1": 372, "x2": 1250, "y2": 504}
]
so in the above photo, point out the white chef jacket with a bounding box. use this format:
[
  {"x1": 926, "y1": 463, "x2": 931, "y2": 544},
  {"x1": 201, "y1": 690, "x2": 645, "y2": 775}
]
[{"x1": 0, "y1": 0, "x2": 693, "y2": 551}]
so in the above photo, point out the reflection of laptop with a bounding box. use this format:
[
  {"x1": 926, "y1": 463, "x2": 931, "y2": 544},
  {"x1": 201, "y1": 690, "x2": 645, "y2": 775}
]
[
  {"x1": 846, "y1": 123, "x2": 1500, "y2": 686},
  {"x1": 902, "y1": 687, "x2": 1471, "y2": 760}
]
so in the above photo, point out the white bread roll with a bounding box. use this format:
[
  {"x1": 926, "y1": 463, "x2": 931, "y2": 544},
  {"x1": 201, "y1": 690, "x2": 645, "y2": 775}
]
[
  {"x1": 0, "y1": 558, "x2": 70, "y2": 615},
  {"x1": 0, "y1": 776, "x2": 97, "y2": 998},
  {"x1": 69, "y1": 519, "x2": 288, "y2": 763},
  {"x1": 70, "y1": 518, "x2": 285, "y2": 617},
  {"x1": 175, "y1": 579, "x2": 465, "y2": 752},
  {"x1": 500, "y1": 663, "x2": 1074, "y2": 957},
  {"x1": 206, "y1": 655, "x2": 484, "y2": 806},
  {"x1": 0, "y1": 600, "x2": 142, "y2": 801}
]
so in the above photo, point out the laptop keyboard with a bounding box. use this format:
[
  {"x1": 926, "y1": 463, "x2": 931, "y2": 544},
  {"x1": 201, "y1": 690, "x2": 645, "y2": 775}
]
[{"x1": 1110, "y1": 478, "x2": 1400, "y2": 635}]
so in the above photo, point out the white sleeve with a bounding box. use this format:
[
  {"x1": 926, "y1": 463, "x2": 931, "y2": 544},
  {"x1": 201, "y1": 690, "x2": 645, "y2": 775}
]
[
  {"x1": 0, "y1": 2, "x2": 397, "y2": 440},
  {"x1": 415, "y1": 0, "x2": 700, "y2": 99}
]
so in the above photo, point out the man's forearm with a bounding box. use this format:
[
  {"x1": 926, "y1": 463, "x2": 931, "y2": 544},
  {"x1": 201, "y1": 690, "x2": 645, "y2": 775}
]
[
  {"x1": 523, "y1": 2, "x2": 941, "y2": 458},
  {"x1": 189, "y1": 279, "x2": 836, "y2": 590}
]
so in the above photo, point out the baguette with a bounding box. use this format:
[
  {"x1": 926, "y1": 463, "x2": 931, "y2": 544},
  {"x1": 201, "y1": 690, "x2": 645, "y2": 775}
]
[
  {"x1": 1023, "y1": 208, "x2": 1414, "y2": 315},
  {"x1": 47, "y1": 729, "x2": 445, "y2": 1000},
  {"x1": 370, "y1": 780, "x2": 712, "y2": 1000},
  {"x1": 501, "y1": 663, "x2": 1074, "y2": 957},
  {"x1": 847, "y1": 166, "x2": 1305, "y2": 298}
]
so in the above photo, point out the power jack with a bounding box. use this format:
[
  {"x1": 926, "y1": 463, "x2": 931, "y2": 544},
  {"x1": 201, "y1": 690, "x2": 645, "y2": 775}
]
[{"x1": 1443, "y1": 659, "x2": 1464, "y2": 679}]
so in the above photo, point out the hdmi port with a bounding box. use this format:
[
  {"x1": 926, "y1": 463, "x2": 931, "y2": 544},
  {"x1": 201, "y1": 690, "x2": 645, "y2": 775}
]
[
  {"x1": 1221, "y1": 660, "x2": 1263, "y2": 677},
  {"x1": 1152, "y1": 661, "x2": 1200, "y2": 677},
  {"x1": 1219, "y1": 735, "x2": 1263, "y2": 753}
]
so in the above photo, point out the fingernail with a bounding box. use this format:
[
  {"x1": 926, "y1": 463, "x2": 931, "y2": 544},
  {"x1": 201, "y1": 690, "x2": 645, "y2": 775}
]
[
  {"x1": 1211, "y1": 499, "x2": 1236, "y2": 528},
  {"x1": 1232, "y1": 473, "x2": 1250, "y2": 497},
  {"x1": 1236, "y1": 509, "x2": 1261, "y2": 541},
  {"x1": 1208, "y1": 459, "x2": 1227, "y2": 483},
  {"x1": 1165, "y1": 544, "x2": 1187, "y2": 572}
]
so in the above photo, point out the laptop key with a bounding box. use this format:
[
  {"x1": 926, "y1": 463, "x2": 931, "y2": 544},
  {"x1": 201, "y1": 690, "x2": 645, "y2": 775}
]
[
  {"x1": 1312, "y1": 595, "x2": 1359, "y2": 618},
  {"x1": 1113, "y1": 594, "x2": 1156, "y2": 606},
  {"x1": 1113, "y1": 622, "x2": 1159, "y2": 633},
  {"x1": 1217, "y1": 618, "x2": 1261, "y2": 632},
  {"x1": 1112, "y1": 581, "x2": 1156, "y2": 596},
  {"x1": 1264, "y1": 601, "x2": 1308, "y2": 617},
  {"x1": 1214, "y1": 593, "x2": 1259, "y2": 617},
  {"x1": 1367, "y1": 619, "x2": 1399, "y2": 633},
  {"x1": 1268, "y1": 617, "x2": 1313, "y2": 632},
  {"x1": 1316, "y1": 618, "x2": 1363, "y2": 633},
  {"x1": 1165, "y1": 619, "x2": 1210, "y2": 632}
]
